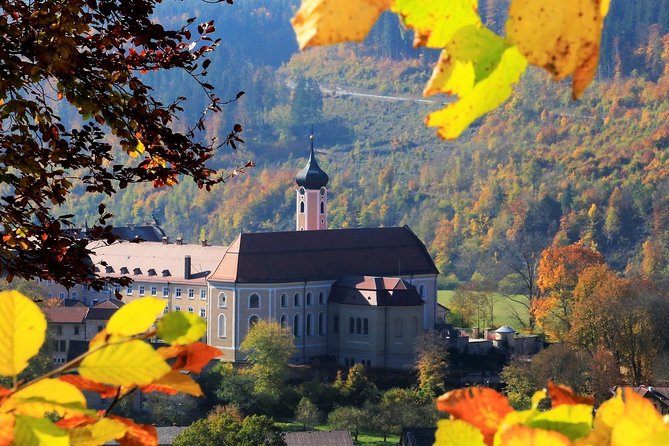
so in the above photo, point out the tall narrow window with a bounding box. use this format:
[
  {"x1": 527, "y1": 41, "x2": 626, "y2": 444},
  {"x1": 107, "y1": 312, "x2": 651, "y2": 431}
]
[
  {"x1": 306, "y1": 313, "x2": 313, "y2": 336},
  {"x1": 334, "y1": 315, "x2": 339, "y2": 334},
  {"x1": 293, "y1": 314, "x2": 302, "y2": 337},
  {"x1": 249, "y1": 293, "x2": 260, "y2": 309},
  {"x1": 319, "y1": 291, "x2": 325, "y2": 305},
  {"x1": 356, "y1": 317, "x2": 362, "y2": 334},
  {"x1": 300, "y1": 201, "x2": 304, "y2": 213},
  {"x1": 249, "y1": 315, "x2": 259, "y2": 330},
  {"x1": 320, "y1": 201, "x2": 324, "y2": 214},
  {"x1": 218, "y1": 292, "x2": 227, "y2": 308},
  {"x1": 306, "y1": 292, "x2": 313, "y2": 306},
  {"x1": 294, "y1": 293, "x2": 301, "y2": 307},
  {"x1": 281, "y1": 293, "x2": 288, "y2": 308},
  {"x1": 218, "y1": 314, "x2": 226, "y2": 338},
  {"x1": 363, "y1": 318, "x2": 369, "y2": 335},
  {"x1": 280, "y1": 314, "x2": 287, "y2": 327}
]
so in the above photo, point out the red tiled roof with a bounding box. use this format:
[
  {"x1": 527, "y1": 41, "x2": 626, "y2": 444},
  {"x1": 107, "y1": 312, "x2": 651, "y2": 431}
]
[
  {"x1": 328, "y1": 275, "x2": 424, "y2": 306},
  {"x1": 209, "y1": 226, "x2": 438, "y2": 283},
  {"x1": 43, "y1": 306, "x2": 88, "y2": 323}
]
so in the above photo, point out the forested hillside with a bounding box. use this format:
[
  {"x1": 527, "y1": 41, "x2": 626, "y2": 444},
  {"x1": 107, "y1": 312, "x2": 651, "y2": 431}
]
[{"x1": 57, "y1": 0, "x2": 669, "y2": 289}]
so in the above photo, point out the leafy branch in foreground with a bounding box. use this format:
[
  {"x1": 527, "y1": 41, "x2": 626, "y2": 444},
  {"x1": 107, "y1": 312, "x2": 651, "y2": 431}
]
[
  {"x1": 291, "y1": 0, "x2": 609, "y2": 139},
  {"x1": 0, "y1": 291, "x2": 221, "y2": 445},
  {"x1": 433, "y1": 381, "x2": 669, "y2": 445}
]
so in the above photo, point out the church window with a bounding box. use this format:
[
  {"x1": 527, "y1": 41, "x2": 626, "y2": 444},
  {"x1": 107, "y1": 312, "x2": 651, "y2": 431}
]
[
  {"x1": 394, "y1": 318, "x2": 403, "y2": 337},
  {"x1": 356, "y1": 318, "x2": 362, "y2": 334},
  {"x1": 281, "y1": 293, "x2": 288, "y2": 308},
  {"x1": 249, "y1": 315, "x2": 259, "y2": 330},
  {"x1": 363, "y1": 318, "x2": 369, "y2": 335},
  {"x1": 319, "y1": 291, "x2": 325, "y2": 305},
  {"x1": 293, "y1": 314, "x2": 302, "y2": 337},
  {"x1": 249, "y1": 293, "x2": 260, "y2": 309},
  {"x1": 306, "y1": 292, "x2": 313, "y2": 306},
  {"x1": 280, "y1": 314, "x2": 287, "y2": 327},
  {"x1": 320, "y1": 201, "x2": 324, "y2": 214},
  {"x1": 218, "y1": 292, "x2": 227, "y2": 308},
  {"x1": 300, "y1": 201, "x2": 304, "y2": 213},
  {"x1": 306, "y1": 313, "x2": 313, "y2": 336},
  {"x1": 218, "y1": 314, "x2": 226, "y2": 338},
  {"x1": 294, "y1": 293, "x2": 301, "y2": 307},
  {"x1": 334, "y1": 315, "x2": 339, "y2": 334}
]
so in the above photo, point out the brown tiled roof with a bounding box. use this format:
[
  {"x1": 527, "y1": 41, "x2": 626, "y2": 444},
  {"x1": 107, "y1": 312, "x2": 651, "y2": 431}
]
[
  {"x1": 92, "y1": 298, "x2": 124, "y2": 309},
  {"x1": 44, "y1": 306, "x2": 88, "y2": 323},
  {"x1": 89, "y1": 241, "x2": 228, "y2": 285},
  {"x1": 209, "y1": 226, "x2": 438, "y2": 283},
  {"x1": 329, "y1": 275, "x2": 424, "y2": 306},
  {"x1": 284, "y1": 431, "x2": 354, "y2": 446}
]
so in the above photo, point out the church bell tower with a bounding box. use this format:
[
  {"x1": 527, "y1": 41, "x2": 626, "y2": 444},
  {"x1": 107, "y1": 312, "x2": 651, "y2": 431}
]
[{"x1": 295, "y1": 132, "x2": 329, "y2": 231}]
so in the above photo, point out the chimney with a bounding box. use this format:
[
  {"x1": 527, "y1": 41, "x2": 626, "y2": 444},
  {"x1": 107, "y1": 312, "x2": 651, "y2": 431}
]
[
  {"x1": 176, "y1": 236, "x2": 183, "y2": 246},
  {"x1": 200, "y1": 239, "x2": 207, "y2": 247},
  {"x1": 184, "y1": 255, "x2": 191, "y2": 280},
  {"x1": 161, "y1": 236, "x2": 168, "y2": 245}
]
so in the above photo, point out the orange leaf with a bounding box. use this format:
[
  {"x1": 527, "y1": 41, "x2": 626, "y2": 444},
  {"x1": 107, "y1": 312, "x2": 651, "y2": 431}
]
[
  {"x1": 59, "y1": 375, "x2": 119, "y2": 398},
  {"x1": 547, "y1": 381, "x2": 594, "y2": 407},
  {"x1": 0, "y1": 413, "x2": 14, "y2": 446},
  {"x1": 500, "y1": 425, "x2": 573, "y2": 446},
  {"x1": 55, "y1": 415, "x2": 98, "y2": 429},
  {"x1": 159, "y1": 342, "x2": 221, "y2": 373},
  {"x1": 141, "y1": 370, "x2": 203, "y2": 397},
  {"x1": 109, "y1": 416, "x2": 158, "y2": 446},
  {"x1": 436, "y1": 387, "x2": 513, "y2": 446}
]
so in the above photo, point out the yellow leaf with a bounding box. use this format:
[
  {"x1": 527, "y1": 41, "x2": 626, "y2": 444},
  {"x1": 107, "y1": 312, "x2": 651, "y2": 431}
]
[
  {"x1": 609, "y1": 388, "x2": 668, "y2": 446},
  {"x1": 0, "y1": 291, "x2": 47, "y2": 377},
  {"x1": 143, "y1": 369, "x2": 203, "y2": 397},
  {"x1": 434, "y1": 419, "x2": 486, "y2": 446},
  {"x1": 506, "y1": 0, "x2": 610, "y2": 98},
  {"x1": 13, "y1": 415, "x2": 68, "y2": 446},
  {"x1": 156, "y1": 311, "x2": 207, "y2": 345},
  {"x1": 106, "y1": 297, "x2": 165, "y2": 337},
  {"x1": 392, "y1": 0, "x2": 480, "y2": 48},
  {"x1": 79, "y1": 340, "x2": 170, "y2": 386},
  {"x1": 291, "y1": 0, "x2": 391, "y2": 50},
  {"x1": 5, "y1": 379, "x2": 88, "y2": 418},
  {"x1": 425, "y1": 32, "x2": 527, "y2": 139},
  {"x1": 69, "y1": 418, "x2": 129, "y2": 446},
  {"x1": 500, "y1": 425, "x2": 573, "y2": 446},
  {"x1": 531, "y1": 390, "x2": 547, "y2": 409}
]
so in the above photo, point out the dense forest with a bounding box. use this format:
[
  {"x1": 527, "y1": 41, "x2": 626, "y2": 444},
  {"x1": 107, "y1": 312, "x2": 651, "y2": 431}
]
[{"x1": 56, "y1": 0, "x2": 669, "y2": 291}]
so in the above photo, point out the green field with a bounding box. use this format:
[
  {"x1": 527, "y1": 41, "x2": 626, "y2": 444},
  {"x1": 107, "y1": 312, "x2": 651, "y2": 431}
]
[
  {"x1": 438, "y1": 290, "x2": 530, "y2": 330},
  {"x1": 276, "y1": 422, "x2": 399, "y2": 445}
]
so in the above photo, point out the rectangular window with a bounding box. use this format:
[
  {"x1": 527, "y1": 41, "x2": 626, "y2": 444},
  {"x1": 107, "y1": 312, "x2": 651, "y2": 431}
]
[
  {"x1": 102, "y1": 284, "x2": 109, "y2": 292},
  {"x1": 72, "y1": 291, "x2": 77, "y2": 299},
  {"x1": 175, "y1": 288, "x2": 182, "y2": 299},
  {"x1": 59, "y1": 292, "x2": 65, "y2": 299},
  {"x1": 74, "y1": 326, "x2": 80, "y2": 336},
  {"x1": 188, "y1": 289, "x2": 194, "y2": 299},
  {"x1": 175, "y1": 306, "x2": 181, "y2": 312},
  {"x1": 139, "y1": 286, "x2": 145, "y2": 296},
  {"x1": 47, "y1": 280, "x2": 52, "y2": 286},
  {"x1": 59, "y1": 340, "x2": 66, "y2": 352},
  {"x1": 150, "y1": 286, "x2": 157, "y2": 296},
  {"x1": 126, "y1": 286, "x2": 133, "y2": 295},
  {"x1": 188, "y1": 307, "x2": 194, "y2": 313},
  {"x1": 200, "y1": 308, "x2": 206, "y2": 318},
  {"x1": 56, "y1": 325, "x2": 62, "y2": 336},
  {"x1": 163, "y1": 287, "x2": 169, "y2": 298},
  {"x1": 200, "y1": 289, "x2": 206, "y2": 300}
]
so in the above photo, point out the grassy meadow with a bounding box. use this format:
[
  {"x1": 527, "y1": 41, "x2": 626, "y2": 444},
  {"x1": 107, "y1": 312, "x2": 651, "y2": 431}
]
[
  {"x1": 276, "y1": 422, "x2": 399, "y2": 445},
  {"x1": 438, "y1": 290, "x2": 530, "y2": 331}
]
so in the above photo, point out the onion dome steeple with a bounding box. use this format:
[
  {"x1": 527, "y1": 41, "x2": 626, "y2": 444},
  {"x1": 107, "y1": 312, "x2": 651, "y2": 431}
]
[{"x1": 295, "y1": 132, "x2": 329, "y2": 190}]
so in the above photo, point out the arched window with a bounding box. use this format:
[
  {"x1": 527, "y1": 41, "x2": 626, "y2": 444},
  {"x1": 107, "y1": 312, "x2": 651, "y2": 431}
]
[
  {"x1": 294, "y1": 293, "x2": 301, "y2": 307},
  {"x1": 218, "y1": 314, "x2": 226, "y2": 338},
  {"x1": 293, "y1": 314, "x2": 302, "y2": 337},
  {"x1": 306, "y1": 313, "x2": 313, "y2": 336},
  {"x1": 320, "y1": 201, "x2": 324, "y2": 214},
  {"x1": 419, "y1": 284, "x2": 426, "y2": 298},
  {"x1": 319, "y1": 291, "x2": 325, "y2": 305},
  {"x1": 306, "y1": 292, "x2": 313, "y2": 306},
  {"x1": 318, "y1": 313, "x2": 325, "y2": 336},
  {"x1": 349, "y1": 317, "x2": 354, "y2": 334},
  {"x1": 412, "y1": 316, "x2": 419, "y2": 336},
  {"x1": 218, "y1": 292, "x2": 227, "y2": 308},
  {"x1": 300, "y1": 201, "x2": 304, "y2": 213},
  {"x1": 249, "y1": 293, "x2": 260, "y2": 309},
  {"x1": 363, "y1": 318, "x2": 369, "y2": 335},
  {"x1": 394, "y1": 318, "x2": 403, "y2": 337},
  {"x1": 334, "y1": 315, "x2": 339, "y2": 334},
  {"x1": 249, "y1": 315, "x2": 259, "y2": 330},
  {"x1": 280, "y1": 314, "x2": 287, "y2": 327},
  {"x1": 356, "y1": 317, "x2": 362, "y2": 334},
  {"x1": 280, "y1": 293, "x2": 288, "y2": 308}
]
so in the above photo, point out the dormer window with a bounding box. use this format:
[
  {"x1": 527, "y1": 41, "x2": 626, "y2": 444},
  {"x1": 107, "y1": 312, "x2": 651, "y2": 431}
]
[
  {"x1": 105, "y1": 266, "x2": 114, "y2": 274},
  {"x1": 148, "y1": 268, "x2": 157, "y2": 276},
  {"x1": 133, "y1": 268, "x2": 142, "y2": 275},
  {"x1": 120, "y1": 267, "x2": 129, "y2": 275},
  {"x1": 162, "y1": 269, "x2": 171, "y2": 277}
]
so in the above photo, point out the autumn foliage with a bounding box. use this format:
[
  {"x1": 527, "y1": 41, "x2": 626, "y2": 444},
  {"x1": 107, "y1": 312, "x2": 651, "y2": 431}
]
[
  {"x1": 0, "y1": 291, "x2": 220, "y2": 445},
  {"x1": 434, "y1": 381, "x2": 669, "y2": 446}
]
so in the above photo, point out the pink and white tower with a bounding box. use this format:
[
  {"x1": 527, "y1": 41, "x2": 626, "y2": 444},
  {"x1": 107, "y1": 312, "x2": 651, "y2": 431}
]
[{"x1": 295, "y1": 132, "x2": 329, "y2": 231}]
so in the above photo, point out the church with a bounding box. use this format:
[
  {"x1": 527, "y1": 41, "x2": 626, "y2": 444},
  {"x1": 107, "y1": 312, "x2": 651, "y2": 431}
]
[{"x1": 42, "y1": 137, "x2": 442, "y2": 369}]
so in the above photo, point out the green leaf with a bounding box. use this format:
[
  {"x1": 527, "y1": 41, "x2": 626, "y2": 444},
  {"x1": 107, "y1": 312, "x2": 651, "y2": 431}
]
[
  {"x1": 79, "y1": 340, "x2": 170, "y2": 386},
  {"x1": 526, "y1": 404, "x2": 593, "y2": 441},
  {"x1": 0, "y1": 291, "x2": 47, "y2": 377},
  {"x1": 14, "y1": 415, "x2": 68, "y2": 446},
  {"x1": 156, "y1": 311, "x2": 207, "y2": 345}
]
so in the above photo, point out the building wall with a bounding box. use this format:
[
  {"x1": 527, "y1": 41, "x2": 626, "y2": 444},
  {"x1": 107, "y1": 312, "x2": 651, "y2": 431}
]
[{"x1": 50, "y1": 323, "x2": 86, "y2": 365}]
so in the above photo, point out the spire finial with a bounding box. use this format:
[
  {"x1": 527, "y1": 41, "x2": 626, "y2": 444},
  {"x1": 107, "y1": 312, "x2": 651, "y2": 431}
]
[{"x1": 309, "y1": 126, "x2": 314, "y2": 152}]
